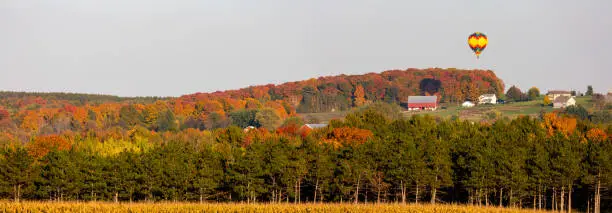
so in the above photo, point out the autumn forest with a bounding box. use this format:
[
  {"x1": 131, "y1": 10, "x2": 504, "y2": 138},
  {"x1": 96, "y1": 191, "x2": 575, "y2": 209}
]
[{"x1": 0, "y1": 68, "x2": 610, "y2": 212}]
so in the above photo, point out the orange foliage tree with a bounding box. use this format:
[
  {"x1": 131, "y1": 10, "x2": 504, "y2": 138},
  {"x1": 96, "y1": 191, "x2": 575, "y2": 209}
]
[
  {"x1": 20, "y1": 111, "x2": 41, "y2": 132},
  {"x1": 541, "y1": 113, "x2": 577, "y2": 137},
  {"x1": 242, "y1": 127, "x2": 272, "y2": 147},
  {"x1": 353, "y1": 85, "x2": 366, "y2": 107},
  {"x1": 586, "y1": 128, "x2": 608, "y2": 143},
  {"x1": 324, "y1": 127, "x2": 373, "y2": 148},
  {"x1": 26, "y1": 135, "x2": 72, "y2": 159}
]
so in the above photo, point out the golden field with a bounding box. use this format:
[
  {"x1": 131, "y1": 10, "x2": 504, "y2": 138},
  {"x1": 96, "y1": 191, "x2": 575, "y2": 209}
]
[{"x1": 0, "y1": 202, "x2": 553, "y2": 213}]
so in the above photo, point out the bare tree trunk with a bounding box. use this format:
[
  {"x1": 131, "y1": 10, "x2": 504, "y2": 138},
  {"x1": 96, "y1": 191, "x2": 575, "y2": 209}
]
[
  {"x1": 415, "y1": 181, "x2": 419, "y2": 204},
  {"x1": 247, "y1": 182, "x2": 251, "y2": 204},
  {"x1": 314, "y1": 178, "x2": 319, "y2": 204},
  {"x1": 15, "y1": 184, "x2": 21, "y2": 202},
  {"x1": 91, "y1": 184, "x2": 94, "y2": 202},
  {"x1": 294, "y1": 181, "x2": 298, "y2": 204},
  {"x1": 400, "y1": 180, "x2": 406, "y2": 204},
  {"x1": 469, "y1": 189, "x2": 473, "y2": 205},
  {"x1": 365, "y1": 188, "x2": 368, "y2": 204},
  {"x1": 568, "y1": 183, "x2": 572, "y2": 213},
  {"x1": 485, "y1": 188, "x2": 489, "y2": 207},
  {"x1": 377, "y1": 188, "x2": 381, "y2": 204},
  {"x1": 477, "y1": 188, "x2": 481, "y2": 206},
  {"x1": 538, "y1": 185, "x2": 542, "y2": 210},
  {"x1": 499, "y1": 188, "x2": 503, "y2": 208},
  {"x1": 533, "y1": 191, "x2": 537, "y2": 210},
  {"x1": 114, "y1": 192, "x2": 118, "y2": 203},
  {"x1": 363, "y1": 187, "x2": 368, "y2": 204},
  {"x1": 595, "y1": 175, "x2": 600, "y2": 213},
  {"x1": 509, "y1": 188, "x2": 513, "y2": 208},
  {"x1": 354, "y1": 174, "x2": 360, "y2": 204},
  {"x1": 587, "y1": 197, "x2": 590, "y2": 213},
  {"x1": 430, "y1": 187, "x2": 437, "y2": 204},
  {"x1": 468, "y1": 189, "x2": 472, "y2": 205},
  {"x1": 561, "y1": 186, "x2": 565, "y2": 213},
  {"x1": 553, "y1": 187, "x2": 556, "y2": 211}
]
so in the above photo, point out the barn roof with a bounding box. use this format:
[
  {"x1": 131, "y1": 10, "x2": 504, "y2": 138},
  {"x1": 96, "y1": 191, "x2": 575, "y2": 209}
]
[{"x1": 408, "y1": 96, "x2": 437, "y2": 104}]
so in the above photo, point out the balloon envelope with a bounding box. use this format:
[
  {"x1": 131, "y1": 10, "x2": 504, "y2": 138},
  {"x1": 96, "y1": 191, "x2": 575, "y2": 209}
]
[{"x1": 468, "y1": 32, "x2": 487, "y2": 58}]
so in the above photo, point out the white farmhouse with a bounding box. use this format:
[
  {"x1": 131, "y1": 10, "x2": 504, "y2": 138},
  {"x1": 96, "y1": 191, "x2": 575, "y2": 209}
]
[
  {"x1": 478, "y1": 94, "x2": 497, "y2": 105},
  {"x1": 553, "y1": 96, "x2": 576, "y2": 108}
]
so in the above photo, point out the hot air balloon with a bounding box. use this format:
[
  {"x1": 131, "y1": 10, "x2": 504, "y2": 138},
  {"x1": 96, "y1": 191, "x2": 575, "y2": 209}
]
[{"x1": 468, "y1": 32, "x2": 487, "y2": 59}]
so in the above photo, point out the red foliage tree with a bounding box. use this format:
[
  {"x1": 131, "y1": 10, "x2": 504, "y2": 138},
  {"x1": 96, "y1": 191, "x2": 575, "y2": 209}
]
[{"x1": 0, "y1": 109, "x2": 9, "y2": 121}]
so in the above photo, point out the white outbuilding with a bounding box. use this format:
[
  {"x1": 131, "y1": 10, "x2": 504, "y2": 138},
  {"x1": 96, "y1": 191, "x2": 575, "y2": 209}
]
[{"x1": 462, "y1": 101, "x2": 475, "y2": 108}]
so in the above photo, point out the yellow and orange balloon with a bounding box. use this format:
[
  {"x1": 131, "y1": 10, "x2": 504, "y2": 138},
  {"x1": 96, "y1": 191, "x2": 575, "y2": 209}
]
[{"x1": 468, "y1": 32, "x2": 488, "y2": 59}]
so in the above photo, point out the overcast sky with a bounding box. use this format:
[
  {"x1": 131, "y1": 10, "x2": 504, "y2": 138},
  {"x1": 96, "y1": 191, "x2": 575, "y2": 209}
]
[{"x1": 1, "y1": 0, "x2": 610, "y2": 97}]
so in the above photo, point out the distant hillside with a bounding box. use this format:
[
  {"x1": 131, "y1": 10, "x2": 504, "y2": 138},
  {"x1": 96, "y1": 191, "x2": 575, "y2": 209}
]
[
  {"x1": 179, "y1": 68, "x2": 505, "y2": 113},
  {"x1": 0, "y1": 68, "x2": 505, "y2": 135}
]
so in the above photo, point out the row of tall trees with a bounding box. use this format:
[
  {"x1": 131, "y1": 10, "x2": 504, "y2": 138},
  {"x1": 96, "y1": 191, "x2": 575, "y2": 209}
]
[{"x1": 1, "y1": 104, "x2": 610, "y2": 212}]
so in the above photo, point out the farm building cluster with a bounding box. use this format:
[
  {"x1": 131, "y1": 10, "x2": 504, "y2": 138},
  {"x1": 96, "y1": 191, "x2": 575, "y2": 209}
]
[
  {"x1": 404, "y1": 89, "x2": 583, "y2": 112},
  {"x1": 547, "y1": 90, "x2": 576, "y2": 109},
  {"x1": 406, "y1": 93, "x2": 499, "y2": 111}
]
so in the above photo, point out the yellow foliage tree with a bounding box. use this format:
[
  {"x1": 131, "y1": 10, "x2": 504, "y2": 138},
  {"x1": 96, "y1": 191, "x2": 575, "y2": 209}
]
[
  {"x1": 543, "y1": 95, "x2": 551, "y2": 106},
  {"x1": 467, "y1": 82, "x2": 479, "y2": 101}
]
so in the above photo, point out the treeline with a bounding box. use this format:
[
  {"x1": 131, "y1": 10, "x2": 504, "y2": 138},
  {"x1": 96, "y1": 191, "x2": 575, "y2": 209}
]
[
  {"x1": 0, "y1": 91, "x2": 167, "y2": 108},
  {"x1": 0, "y1": 103, "x2": 610, "y2": 212}
]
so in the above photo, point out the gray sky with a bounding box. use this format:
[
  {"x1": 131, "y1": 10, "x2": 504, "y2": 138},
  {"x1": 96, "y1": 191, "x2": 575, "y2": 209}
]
[{"x1": 1, "y1": 0, "x2": 610, "y2": 97}]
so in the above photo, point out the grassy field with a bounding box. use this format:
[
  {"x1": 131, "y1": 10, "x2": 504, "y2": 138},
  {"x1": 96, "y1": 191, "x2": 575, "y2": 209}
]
[
  {"x1": 300, "y1": 110, "x2": 349, "y2": 123},
  {"x1": 299, "y1": 96, "x2": 598, "y2": 123},
  {"x1": 0, "y1": 202, "x2": 554, "y2": 213}
]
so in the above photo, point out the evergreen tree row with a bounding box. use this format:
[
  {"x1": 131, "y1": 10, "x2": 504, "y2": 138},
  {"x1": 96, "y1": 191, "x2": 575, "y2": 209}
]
[{"x1": 0, "y1": 109, "x2": 610, "y2": 212}]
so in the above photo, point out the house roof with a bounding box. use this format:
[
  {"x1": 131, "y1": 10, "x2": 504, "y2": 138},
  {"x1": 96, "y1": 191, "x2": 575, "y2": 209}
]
[
  {"x1": 407, "y1": 96, "x2": 437, "y2": 104},
  {"x1": 548, "y1": 90, "x2": 571, "y2": 95},
  {"x1": 553, "y1": 96, "x2": 573, "y2": 103},
  {"x1": 304, "y1": 124, "x2": 328, "y2": 129},
  {"x1": 479, "y1": 94, "x2": 496, "y2": 98}
]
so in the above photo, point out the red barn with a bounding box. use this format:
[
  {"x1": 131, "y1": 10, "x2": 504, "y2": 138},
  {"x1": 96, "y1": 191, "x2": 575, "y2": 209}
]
[{"x1": 407, "y1": 96, "x2": 438, "y2": 111}]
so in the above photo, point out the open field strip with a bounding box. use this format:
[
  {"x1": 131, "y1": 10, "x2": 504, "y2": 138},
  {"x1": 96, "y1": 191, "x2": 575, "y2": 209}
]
[{"x1": 0, "y1": 202, "x2": 553, "y2": 213}]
